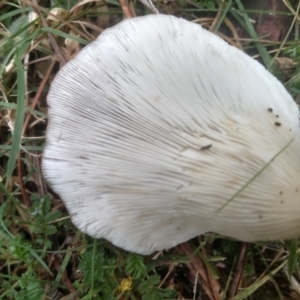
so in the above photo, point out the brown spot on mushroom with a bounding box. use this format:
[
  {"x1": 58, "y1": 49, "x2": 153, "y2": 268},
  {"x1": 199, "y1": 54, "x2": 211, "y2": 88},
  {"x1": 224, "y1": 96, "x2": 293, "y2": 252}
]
[
  {"x1": 258, "y1": 215, "x2": 262, "y2": 219},
  {"x1": 267, "y1": 108, "x2": 273, "y2": 112},
  {"x1": 274, "y1": 122, "x2": 281, "y2": 126},
  {"x1": 280, "y1": 191, "x2": 283, "y2": 195},
  {"x1": 200, "y1": 144, "x2": 212, "y2": 151},
  {"x1": 154, "y1": 96, "x2": 160, "y2": 102},
  {"x1": 281, "y1": 200, "x2": 284, "y2": 204},
  {"x1": 296, "y1": 189, "x2": 299, "y2": 192},
  {"x1": 276, "y1": 115, "x2": 279, "y2": 118}
]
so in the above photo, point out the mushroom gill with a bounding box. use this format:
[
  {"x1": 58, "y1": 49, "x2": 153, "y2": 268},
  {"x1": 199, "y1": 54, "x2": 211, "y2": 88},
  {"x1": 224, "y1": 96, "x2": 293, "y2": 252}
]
[{"x1": 43, "y1": 14, "x2": 300, "y2": 255}]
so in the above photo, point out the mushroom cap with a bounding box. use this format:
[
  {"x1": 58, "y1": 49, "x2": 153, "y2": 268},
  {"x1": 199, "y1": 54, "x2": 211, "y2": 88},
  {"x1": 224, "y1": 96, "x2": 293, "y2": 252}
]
[{"x1": 43, "y1": 14, "x2": 300, "y2": 255}]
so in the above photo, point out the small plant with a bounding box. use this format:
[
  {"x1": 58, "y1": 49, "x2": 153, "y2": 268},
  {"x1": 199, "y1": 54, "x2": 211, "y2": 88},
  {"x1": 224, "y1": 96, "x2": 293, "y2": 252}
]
[{"x1": 75, "y1": 244, "x2": 177, "y2": 299}]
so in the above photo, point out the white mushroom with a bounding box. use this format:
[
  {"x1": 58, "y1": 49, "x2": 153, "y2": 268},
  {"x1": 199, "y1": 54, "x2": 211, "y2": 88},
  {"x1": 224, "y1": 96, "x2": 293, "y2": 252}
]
[{"x1": 42, "y1": 14, "x2": 300, "y2": 255}]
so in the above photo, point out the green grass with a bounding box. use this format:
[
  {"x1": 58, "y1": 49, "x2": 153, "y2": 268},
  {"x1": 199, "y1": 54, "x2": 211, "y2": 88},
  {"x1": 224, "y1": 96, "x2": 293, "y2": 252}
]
[{"x1": 1, "y1": 0, "x2": 300, "y2": 299}]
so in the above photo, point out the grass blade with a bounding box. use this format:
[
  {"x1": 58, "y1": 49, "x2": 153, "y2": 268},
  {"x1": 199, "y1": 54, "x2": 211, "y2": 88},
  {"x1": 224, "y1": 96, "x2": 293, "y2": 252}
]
[
  {"x1": 217, "y1": 138, "x2": 294, "y2": 213},
  {"x1": 5, "y1": 48, "x2": 25, "y2": 186}
]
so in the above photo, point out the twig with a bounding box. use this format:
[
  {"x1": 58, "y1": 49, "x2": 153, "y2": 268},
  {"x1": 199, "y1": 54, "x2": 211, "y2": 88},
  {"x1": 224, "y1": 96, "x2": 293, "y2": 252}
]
[
  {"x1": 139, "y1": 0, "x2": 159, "y2": 14},
  {"x1": 119, "y1": 0, "x2": 134, "y2": 18},
  {"x1": 209, "y1": 0, "x2": 225, "y2": 32},
  {"x1": 17, "y1": 153, "x2": 30, "y2": 208},
  {"x1": 175, "y1": 242, "x2": 222, "y2": 300},
  {"x1": 22, "y1": 59, "x2": 56, "y2": 136},
  {"x1": 29, "y1": 128, "x2": 48, "y2": 197},
  {"x1": 228, "y1": 242, "x2": 248, "y2": 298},
  {"x1": 40, "y1": 15, "x2": 67, "y2": 65},
  {"x1": 22, "y1": 0, "x2": 67, "y2": 64},
  {"x1": 52, "y1": 256, "x2": 76, "y2": 293}
]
